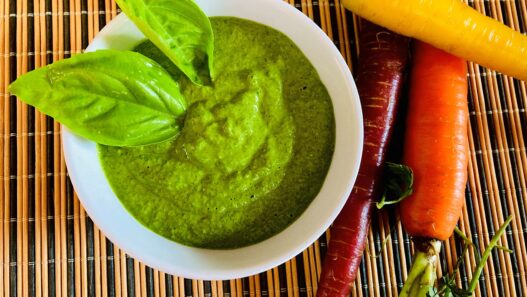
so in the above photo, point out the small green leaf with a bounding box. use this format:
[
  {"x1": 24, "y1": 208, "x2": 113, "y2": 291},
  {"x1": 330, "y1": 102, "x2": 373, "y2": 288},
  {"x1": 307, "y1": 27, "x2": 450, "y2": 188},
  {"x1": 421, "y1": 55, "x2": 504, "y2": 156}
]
[
  {"x1": 115, "y1": 0, "x2": 213, "y2": 85},
  {"x1": 495, "y1": 245, "x2": 513, "y2": 253},
  {"x1": 376, "y1": 162, "x2": 413, "y2": 209},
  {"x1": 9, "y1": 50, "x2": 186, "y2": 146},
  {"x1": 427, "y1": 286, "x2": 438, "y2": 297}
]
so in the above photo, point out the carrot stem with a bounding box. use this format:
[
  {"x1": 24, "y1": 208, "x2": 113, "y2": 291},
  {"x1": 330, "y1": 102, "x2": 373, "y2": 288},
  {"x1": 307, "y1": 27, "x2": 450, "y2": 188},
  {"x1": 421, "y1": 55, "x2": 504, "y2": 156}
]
[
  {"x1": 400, "y1": 252, "x2": 428, "y2": 297},
  {"x1": 400, "y1": 240, "x2": 441, "y2": 297},
  {"x1": 417, "y1": 262, "x2": 436, "y2": 297},
  {"x1": 408, "y1": 280, "x2": 421, "y2": 297},
  {"x1": 468, "y1": 215, "x2": 513, "y2": 292},
  {"x1": 454, "y1": 227, "x2": 473, "y2": 246}
]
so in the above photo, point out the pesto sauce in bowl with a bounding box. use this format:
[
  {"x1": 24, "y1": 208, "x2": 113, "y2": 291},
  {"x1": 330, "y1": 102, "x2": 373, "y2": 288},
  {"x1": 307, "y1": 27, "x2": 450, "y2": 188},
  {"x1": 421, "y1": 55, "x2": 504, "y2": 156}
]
[{"x1": 98, "y1": 17, "x2": 335, "y2": 249}]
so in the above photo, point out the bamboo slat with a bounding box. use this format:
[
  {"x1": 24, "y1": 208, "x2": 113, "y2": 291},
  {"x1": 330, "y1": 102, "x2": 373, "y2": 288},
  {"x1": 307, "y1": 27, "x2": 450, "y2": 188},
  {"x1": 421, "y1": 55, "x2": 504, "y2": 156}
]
[{"x1": 1, "y1": 0, "x2": 527, "y2": 296}]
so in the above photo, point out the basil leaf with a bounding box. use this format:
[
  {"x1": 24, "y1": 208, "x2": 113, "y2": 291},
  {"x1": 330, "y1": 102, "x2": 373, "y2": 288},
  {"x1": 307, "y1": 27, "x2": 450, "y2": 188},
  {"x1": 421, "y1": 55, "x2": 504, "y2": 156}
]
[
  {"x1": 115, "y1": 0, "x2": 213, "y2": 85},
  {"x1": 9, "y1": 50, "x2": 186, "y2": 147},
  {"x1": 376, "y1": 162, "x2": 414, "y2": 209}
]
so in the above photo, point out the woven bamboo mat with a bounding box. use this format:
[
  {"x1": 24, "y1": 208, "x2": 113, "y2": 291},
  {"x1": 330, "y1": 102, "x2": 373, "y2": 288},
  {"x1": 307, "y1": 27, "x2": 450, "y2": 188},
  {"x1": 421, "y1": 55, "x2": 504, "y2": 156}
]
[{"x1": 1, "y1": 0, "x2": 527, "y2": 296}]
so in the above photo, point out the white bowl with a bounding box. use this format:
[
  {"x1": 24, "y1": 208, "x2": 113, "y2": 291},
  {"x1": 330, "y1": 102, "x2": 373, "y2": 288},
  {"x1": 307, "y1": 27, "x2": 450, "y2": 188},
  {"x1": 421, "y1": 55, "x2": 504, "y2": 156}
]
[{"x1": 63, "y1": 0, "x2": 363, "y2": 280}]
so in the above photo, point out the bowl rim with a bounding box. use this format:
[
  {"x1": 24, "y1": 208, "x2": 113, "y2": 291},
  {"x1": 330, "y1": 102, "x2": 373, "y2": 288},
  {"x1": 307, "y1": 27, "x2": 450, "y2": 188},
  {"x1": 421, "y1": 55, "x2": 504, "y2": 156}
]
[{"x1": 63, "y1": 0, "x2": 363, "y2": 280}]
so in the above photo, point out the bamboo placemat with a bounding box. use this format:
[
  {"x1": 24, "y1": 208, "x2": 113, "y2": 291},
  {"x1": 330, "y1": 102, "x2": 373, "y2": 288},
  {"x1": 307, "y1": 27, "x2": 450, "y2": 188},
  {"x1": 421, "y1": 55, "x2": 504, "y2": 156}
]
[{"x1": 1, "y1": 0, "x2": 527, "y2": 296}]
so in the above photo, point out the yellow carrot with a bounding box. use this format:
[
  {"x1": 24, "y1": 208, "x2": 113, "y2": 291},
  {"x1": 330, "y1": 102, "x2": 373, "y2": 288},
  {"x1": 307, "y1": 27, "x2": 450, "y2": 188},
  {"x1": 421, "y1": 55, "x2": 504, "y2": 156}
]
[{"x1": 342, "y1": 0, "x2": 527, "y2": 81}]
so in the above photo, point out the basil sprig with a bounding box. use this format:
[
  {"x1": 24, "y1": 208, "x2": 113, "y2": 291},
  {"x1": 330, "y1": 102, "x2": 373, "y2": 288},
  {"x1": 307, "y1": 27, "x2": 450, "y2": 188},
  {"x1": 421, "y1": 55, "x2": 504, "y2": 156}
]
[
  {"x1": 9, "y1": 0, "x2": 214, "y2": 146},
  {"x1": 9, "y1": 50, "x2": 187, "y2": 146}
]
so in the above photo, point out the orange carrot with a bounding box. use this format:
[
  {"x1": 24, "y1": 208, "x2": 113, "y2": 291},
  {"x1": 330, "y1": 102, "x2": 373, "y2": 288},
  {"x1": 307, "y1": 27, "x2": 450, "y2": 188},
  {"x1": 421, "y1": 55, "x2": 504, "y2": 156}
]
[
  {"x1": 400, "y1": 42, "x2": 469, "y2": 241},
  {"x1": 398, "y1": 41, "x2": 469, "y2": 297}
]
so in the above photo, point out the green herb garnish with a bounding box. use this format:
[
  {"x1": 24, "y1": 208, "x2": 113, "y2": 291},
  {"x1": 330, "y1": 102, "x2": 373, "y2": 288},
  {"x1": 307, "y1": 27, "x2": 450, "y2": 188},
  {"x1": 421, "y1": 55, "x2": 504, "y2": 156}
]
[
  {"x1": 115, "y1": 0, "x2": 214, "y2": 85},
  {"x1": 9, "y1": 50, "x2": 186, "y2": 146}
]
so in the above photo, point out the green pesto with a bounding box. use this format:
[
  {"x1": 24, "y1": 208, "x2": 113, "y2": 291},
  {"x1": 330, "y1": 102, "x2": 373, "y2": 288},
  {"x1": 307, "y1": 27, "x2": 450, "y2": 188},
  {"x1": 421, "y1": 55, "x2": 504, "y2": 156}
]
[{"x1": 98, "y1": 17, "x2": 335, "y2": 249}]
